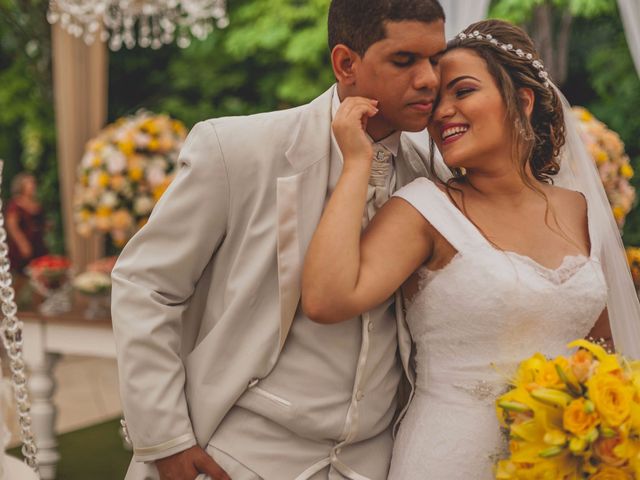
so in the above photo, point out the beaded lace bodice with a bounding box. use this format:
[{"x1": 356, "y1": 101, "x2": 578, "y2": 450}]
[{"x1": 387, "y1": 178, "x2": 607, "y2": 479}]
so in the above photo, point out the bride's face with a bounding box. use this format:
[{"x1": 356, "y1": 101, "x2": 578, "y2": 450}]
[{"x1": 427, "y1": 48, "x2": 513, "y2": 171}]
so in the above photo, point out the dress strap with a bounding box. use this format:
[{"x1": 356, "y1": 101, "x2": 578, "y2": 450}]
[{"x1": 392, "y1": 177, "x2": 486, "y2": 253}]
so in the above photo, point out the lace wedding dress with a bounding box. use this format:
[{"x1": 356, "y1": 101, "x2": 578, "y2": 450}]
[{"x1": 387, "y1": 178, "x2": 608, "y2": 479}]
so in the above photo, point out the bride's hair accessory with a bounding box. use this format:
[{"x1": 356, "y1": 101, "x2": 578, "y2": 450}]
[{"x1": 456, "y1": 31, "x2": 551, "y2": 88}]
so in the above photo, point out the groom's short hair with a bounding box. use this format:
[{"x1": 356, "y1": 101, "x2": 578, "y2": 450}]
[{"x1": 328, "y1": 0, "x2": 445, "y2": 56}]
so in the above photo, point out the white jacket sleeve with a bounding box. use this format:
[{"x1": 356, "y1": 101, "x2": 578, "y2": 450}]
[{"x1": 111, "y1": 120, "x2": 229, "y2": 462}]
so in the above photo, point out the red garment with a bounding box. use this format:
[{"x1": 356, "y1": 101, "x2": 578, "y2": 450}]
[{"x1": 6, "y1": 200, "x2": 48, "y2": 272}]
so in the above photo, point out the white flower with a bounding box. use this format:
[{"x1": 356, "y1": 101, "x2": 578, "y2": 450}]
[
  {"x1": 106, "y1": 151, "x2": 127, "y2": 175},
  {"x1": 88, "y1": 170, "x2": 102, "y2": 189},
  {"x1": 146, "y1": 167, "x2": 167, "y2": 187},
  {"x1": 73, "y1": 271, "x2": 112, "y2": 295},
  {"x1": 134, "y1": 132, "x2": 152, "y2": 148},
  {"x1": 133, "y1": 196, "x2": 155, "y2": 216},
  {"x1": 82, "y1": 152, "x2": 96, "y2": 168},
  {"x1": 99, "y1": 191, "x2": 119, "y2": 209}
]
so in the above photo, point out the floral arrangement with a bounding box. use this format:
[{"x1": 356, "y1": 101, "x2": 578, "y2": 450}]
[
  {"x1": 72, "y1": 271, "x2": 111, "y2": 296},
  {"x1": 495, "y1": 339, "x2": 640, "y2": 479},
  {"x1": 72, "y1": 256, "x2": 117, "y2": 296},
  {"x1": 26, "y1": 255, "x2": 72, "y2": 293},
  {"x1": 626, "y1": 247, "x2": 640, "y2": 292},
  {"x1": 74, "y1": 111, "x2": 187, "y2": 247},
  {"x1": 573, "y1": 107, "x2": 636, "y2": 228}
]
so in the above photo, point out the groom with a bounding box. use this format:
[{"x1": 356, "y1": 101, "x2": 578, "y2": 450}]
[{"x1": 111, "y1": 1, "x2": 446, "y2": 479}]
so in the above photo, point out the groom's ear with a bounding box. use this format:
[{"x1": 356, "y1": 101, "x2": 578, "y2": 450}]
[
  {"x1": 331, "y1": 44, "x2": 360, "y2": 86},
  {"x1": 518, "y1": 87, "x2": 535, "y2": 118}
]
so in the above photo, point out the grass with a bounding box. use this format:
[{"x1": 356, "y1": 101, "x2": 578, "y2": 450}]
[{"x1": 8, "y1": 418, "x2": 132, "y2": 479}]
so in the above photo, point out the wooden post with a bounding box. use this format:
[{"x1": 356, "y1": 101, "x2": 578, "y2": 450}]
[{"x1": 51, "y1": 25, "x2": 107, "y2": 271}]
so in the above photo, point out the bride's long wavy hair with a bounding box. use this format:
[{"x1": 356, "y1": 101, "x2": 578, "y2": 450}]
[{"x1": 428, "y1": 19, "x2": 570, "y2": 244}]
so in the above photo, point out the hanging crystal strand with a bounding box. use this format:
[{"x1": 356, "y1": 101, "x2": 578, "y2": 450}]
[{"x1": 0, "y1": 161, "x2": 39, "y2": 475}]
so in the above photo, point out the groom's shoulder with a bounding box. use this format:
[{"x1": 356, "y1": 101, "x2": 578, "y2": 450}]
[{"x1": 199, "y1": 100, "x2": 314, "y2": 147}]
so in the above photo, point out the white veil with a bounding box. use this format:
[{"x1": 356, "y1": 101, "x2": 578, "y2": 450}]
[{"x1": 553, "y1": 84, "x2": 640, "y2": 358}]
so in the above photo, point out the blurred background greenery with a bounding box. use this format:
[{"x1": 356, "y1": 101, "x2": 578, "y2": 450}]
[{"x1": 0, "y1": 0, "x2": 639, "y2": 250}]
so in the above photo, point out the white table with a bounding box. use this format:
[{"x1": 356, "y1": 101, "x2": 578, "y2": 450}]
[{"x1": 20, "y1": 304, "x2": 116, "y2": 480}]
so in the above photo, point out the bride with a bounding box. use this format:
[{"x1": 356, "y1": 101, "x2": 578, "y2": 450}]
[{"x1": 301, "y1": 19, "x2": 640, "y2": 478}]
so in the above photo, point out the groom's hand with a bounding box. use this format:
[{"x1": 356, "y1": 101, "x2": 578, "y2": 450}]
[{"x1": 156, "y1": 445, "x2": 231, "y2": 480}]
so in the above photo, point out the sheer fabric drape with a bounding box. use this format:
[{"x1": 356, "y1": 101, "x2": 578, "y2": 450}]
[
  {"x1": 438, "y1": 0, "x2": 491, "y2": 40},
  {"x1": 617, "y1": 0, "x2": 640, "y2": 77}
]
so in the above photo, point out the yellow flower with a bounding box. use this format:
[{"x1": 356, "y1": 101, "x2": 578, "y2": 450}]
[
  {"x1": 111, "y1": 209, "x2": 133, "y2": 230},
  {"x1": 563, "y1": 398, "x2": 599, "y2": 435},
  {"x1": 590, "y1": 465, "x2": 632, "y2": 480},
  {"x1": 91, "y1": 156, "x2": 102, "y2": 168},
  {"x1": 596, "y1": 150, "x2": 609, "y2": 166},
  {"x1": 148, "y1": 138, "x2": 160, "y2": 152},
  {"x1": 110, "y1": 175, "x2": 126, "y2": 191},
  {"x1": 580, "y1": 109, "x2": 594, "y2": 122},
  {"x1": 569, "y1": 349, "x2": 595, "y2": 383},
  {"x1": 128, "y1": 166, "x2": 144, "y2": 182},
  {"x1": 153, "y1": 180, "x2": 170, "y2": 201},
  {"x1": 588, "y1": 373, "x2": 632, "y2": 427},
  {"x1": 620, "y1": 163, "x2": 634, "y2": 179},
  {"x1": 141, "y1": 118, "x2": 159, "y2": 135},
  {"x1": 535, "y1": 358, "x2": 567, "y2": 389},
  {"x1": 118, "y1": 139, "x2": 135, "y2": 156},
  {"x1": 515, "y1": 353, "x2": 547, "y2": 388},
  {"x1": 98, "y1": 172, "x2": 111, "y2": 188},
  {"x1": 79, "y1": 209, "x2": 92, "y2": 222},
  {"x1": 613, "y1": 206, "x2": 626, "y2": 223}
]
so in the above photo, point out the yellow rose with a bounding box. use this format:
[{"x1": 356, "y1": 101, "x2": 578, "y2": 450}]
[
  {"x1": 535, "y1": 358, "x2": 568, "y2": 389},
  {"x1": 580, "y1": 109, "x2": 594, "y2": 122},
  {"x1": 589, "y1": 373, "x2": 633, "y2": 426},
  {"x1": 128, "y1": 166, "x2": 144, "y2": 182},
  {"x1": 98, "y1": 171, "x2": 111, "y2": 188},
  {"x1": 596, "y1": 150, "x2": 609, "y2": 166},
  {"x1": 590, "y1": 465, "x2": 632, "y2": 480},
  {"x1": 563, "y1": 398, "x2": 599, "y2": 435},
  {"x1": 620, "y1": 164, "x2": 634, "y2": 179},
  {"x1": 594, "y1": 437, "x2": 627, "y2": 467},
  {"x1": 118, "y1": 139, "x2": 135, "y2": 156},
  {"x1": 141, "y1": 118, "x2": 159, "y2": 135},
  {"x1": 613, "y1": 207, "x2": 625, "y2": 223}
]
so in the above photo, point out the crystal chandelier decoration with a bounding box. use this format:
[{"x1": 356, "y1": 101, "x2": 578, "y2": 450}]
[{"x1": 46, "y1": 0, "x2": 229, "y2": 51}]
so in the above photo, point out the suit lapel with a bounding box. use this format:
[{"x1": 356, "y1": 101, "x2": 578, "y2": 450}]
[{"x1": 275, "y1": 86, "x2": 334, "y2": 350}]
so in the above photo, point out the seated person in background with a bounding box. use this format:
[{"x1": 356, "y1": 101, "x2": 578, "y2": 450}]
[{"x1": 6, "y1": 172, "x2": 47, "y2": 273}]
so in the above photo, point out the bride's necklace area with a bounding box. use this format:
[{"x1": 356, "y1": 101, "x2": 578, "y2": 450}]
[{"x1": 0, "y1": 161, "x2": 39, "y2": 476}]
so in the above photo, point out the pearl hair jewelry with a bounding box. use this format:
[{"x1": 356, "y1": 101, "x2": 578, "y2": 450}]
[{"x1": 457, "y1": 31, "x2": 551, "y2": 88}]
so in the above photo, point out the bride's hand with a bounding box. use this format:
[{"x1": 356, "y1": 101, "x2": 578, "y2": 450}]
[{"x1": 332, "y1": 96, "x2": 378, "y2": 169}]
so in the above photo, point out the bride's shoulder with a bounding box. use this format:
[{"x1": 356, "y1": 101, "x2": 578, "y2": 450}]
[
  {"x1": 544, "y1": 184, "x2": 589, "y2": 229},
  {"x1": 545, "y1": 184, "x2": 587, "y2": 212}
]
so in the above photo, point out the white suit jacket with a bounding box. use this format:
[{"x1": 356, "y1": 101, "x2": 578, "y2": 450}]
[{"x1": 111, "y1": 86, "x2": 432, "y2": 479}]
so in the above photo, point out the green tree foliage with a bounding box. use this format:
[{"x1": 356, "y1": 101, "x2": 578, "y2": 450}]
[
  {"x1": 491, "y1": 0, "x2": 615, "y2": 23},
  {"x1": 0, "y1": 0, "x2": 63, "y2": 252},
  {"x1": 109, "y1": 0, "x2": 334, "y2": 127}
]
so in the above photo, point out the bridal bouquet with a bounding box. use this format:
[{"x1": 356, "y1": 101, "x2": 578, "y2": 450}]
[
  {"x1": 74, "y1": 110, "x2": 187, "y2": 247},
  {"x1": 495, "y1": 339, "x2": 640, "y2": 479},
  {"x1": 573, "y1": 107, "x2": 636, "y2": 229}
]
